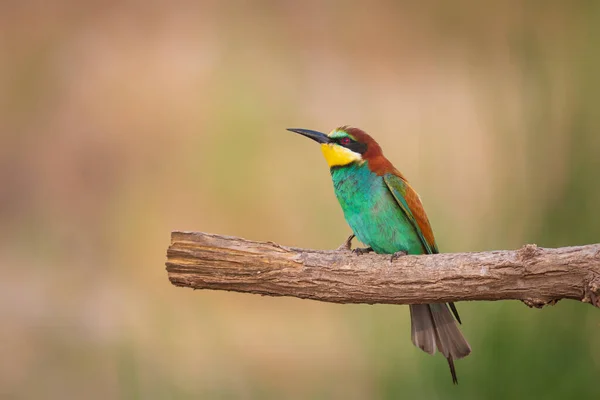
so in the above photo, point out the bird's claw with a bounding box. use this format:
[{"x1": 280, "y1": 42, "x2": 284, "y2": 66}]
[
  {"x1": 352, "y1": 247, "x2": 373, "y2": 255},
  {"x1": 336, "y1": 234, "x2": 372, "y2": 255},
  {"x1": 336, "y1": 234, "x2": 355, "y2": 252},
  {"x1": 390, "y1": 251, "x2": 408, "y2": 262}
]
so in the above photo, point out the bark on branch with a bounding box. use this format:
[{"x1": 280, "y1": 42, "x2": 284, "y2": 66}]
[{"x1": 165, "y1": 231, "x2": 600, "y2": 308}]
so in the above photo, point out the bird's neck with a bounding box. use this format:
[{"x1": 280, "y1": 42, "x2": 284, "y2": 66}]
[{"x1": 330, "y1": 162, "x2": 378, "y2": 190}]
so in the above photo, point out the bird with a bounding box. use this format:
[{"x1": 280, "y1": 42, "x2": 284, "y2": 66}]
[{"x1": 286, "y1": 126, "x2": 471, "y2": 384}]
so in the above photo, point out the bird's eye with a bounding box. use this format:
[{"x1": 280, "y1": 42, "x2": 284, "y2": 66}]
[{"x1": 339, "y1": 137, "x2": 351, "y2": 145}]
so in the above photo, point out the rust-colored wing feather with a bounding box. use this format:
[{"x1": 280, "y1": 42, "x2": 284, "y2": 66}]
[{"x1": 383, "y1": 170, "x2": 438, "y2": 254}]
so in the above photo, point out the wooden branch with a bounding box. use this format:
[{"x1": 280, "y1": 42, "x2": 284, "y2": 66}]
[{"x1": 165, "y1": 231, "x2": 600, "y2": 308}]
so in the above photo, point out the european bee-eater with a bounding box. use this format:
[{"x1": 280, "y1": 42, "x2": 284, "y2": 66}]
[{"x1": 287, "y1": 126, "x2": 471, "y2": 383}]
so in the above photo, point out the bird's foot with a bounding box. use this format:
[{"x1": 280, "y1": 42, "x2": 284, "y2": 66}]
[
  {"x1": 336, "y1": 234, "x2": 355, "y2": 252},
  {"x1": 390, "y1": 251, "x2": 408, "y2": 262},
  {"x1": 352, "y1": 246, "x2": 373, "y2": 255},
  {"x1": 336, "y1": 234, "x2": 372, "y2": 255}
]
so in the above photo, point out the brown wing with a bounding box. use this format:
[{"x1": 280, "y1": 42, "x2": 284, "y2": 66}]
[{"x1": 383, "y1": 170, "x2": 438, "y2": 254}]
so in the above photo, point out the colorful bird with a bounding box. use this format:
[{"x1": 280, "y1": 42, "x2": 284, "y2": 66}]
[{"x1": 287, "y1": 126, "x2": 471, "y2": 383}]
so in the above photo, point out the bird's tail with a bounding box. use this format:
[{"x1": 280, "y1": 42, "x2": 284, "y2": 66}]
[{"x1": 409, "y1": 303, "x2": 472, "y2": 384}]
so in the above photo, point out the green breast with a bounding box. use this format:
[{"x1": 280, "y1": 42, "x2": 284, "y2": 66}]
[{"x1": 330, "y1": 164, "x2": 426, "y2": 255}]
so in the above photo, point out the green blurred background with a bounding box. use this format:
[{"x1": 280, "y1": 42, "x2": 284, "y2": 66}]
[{"x1": 1, "y1": 1, "x2": 599, "y2": 399}]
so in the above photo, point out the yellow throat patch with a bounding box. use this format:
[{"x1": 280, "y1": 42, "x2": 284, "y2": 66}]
[{"x1": 320, "y1": 143, "x2": 362, "y2": 168}]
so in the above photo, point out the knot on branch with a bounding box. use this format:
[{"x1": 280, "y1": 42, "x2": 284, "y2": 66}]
[
  {"x1": 522, "y1": 298, "x2": 559, "y2": 309},
  {"x1": 584, "y1": 277, "x2": 600, "y2": 308},
  {"x1": 518, "y1": 243, "x2": 541, "y2": 261}
]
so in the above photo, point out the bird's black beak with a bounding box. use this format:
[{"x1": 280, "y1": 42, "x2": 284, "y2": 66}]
[{"x1": 287, "y1": 128, "x2": 331, "y2": 144}]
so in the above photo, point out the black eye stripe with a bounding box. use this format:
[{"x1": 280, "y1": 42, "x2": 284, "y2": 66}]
[
  {"x1": 348, "y1": 142, "x2": 368, "y2": 154},
  {"x1": 335, "y1": 137, "x2": 367, "y2": 154}
]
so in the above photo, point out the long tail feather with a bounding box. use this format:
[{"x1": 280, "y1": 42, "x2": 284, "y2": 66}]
[
  {"x1": 410, "y1": 303, "x2": 471, "y2": 384},
  {"x1": 448, "y1": 302, "x2": 462, "y2": 324},
  {"x1": 447, "y1": 355, "x2": 458, "y2": 384}
]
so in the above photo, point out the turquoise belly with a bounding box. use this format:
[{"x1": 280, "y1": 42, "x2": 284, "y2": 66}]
[{"x1": 330, "y1": 164, "x2": 426, "y2": 255}]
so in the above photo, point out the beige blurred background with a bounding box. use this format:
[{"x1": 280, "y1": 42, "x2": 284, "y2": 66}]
[{"x1": 1, "y1": 1, "x2": 599, "y2": 399}]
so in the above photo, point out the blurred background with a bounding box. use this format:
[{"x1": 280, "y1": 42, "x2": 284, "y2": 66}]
[{"x1": 1, "y1": 1, "x2": 599, "y2": 399}]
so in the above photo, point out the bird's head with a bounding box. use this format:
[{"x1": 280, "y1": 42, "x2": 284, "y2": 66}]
[{"x1": 287, "y1": 126, "x2": 394, "y2": 174}]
